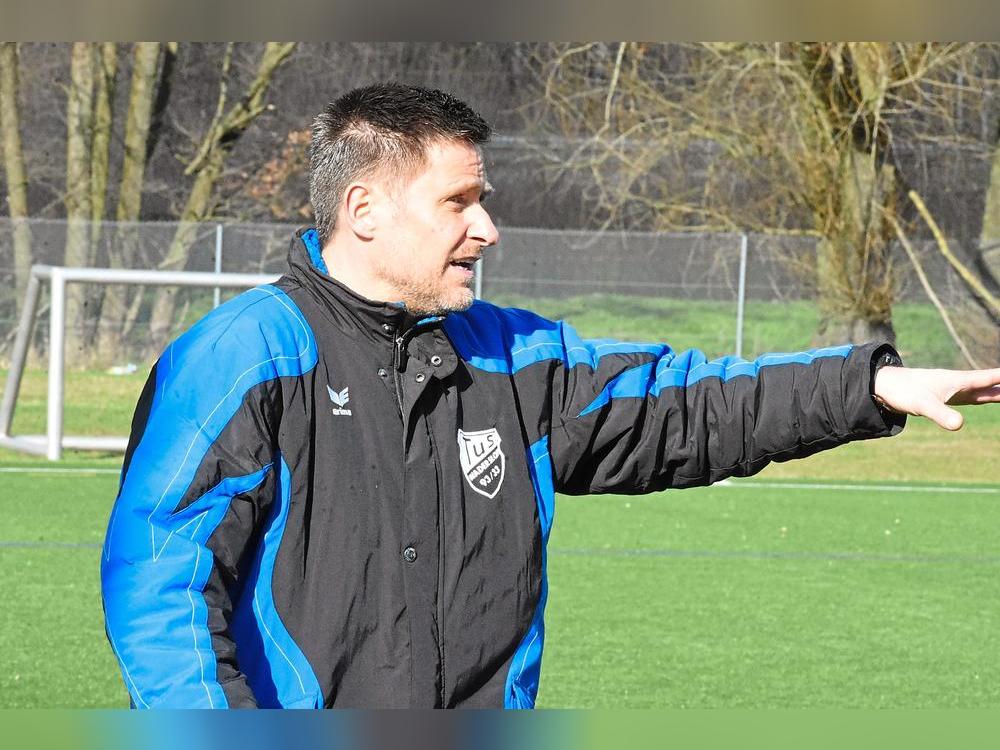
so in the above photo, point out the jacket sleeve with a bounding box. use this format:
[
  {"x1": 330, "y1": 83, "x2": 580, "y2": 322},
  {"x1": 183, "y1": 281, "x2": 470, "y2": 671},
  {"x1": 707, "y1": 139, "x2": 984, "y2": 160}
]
[
  {"x1": 100, "y1": 286, "x2": 316, "y2": 708},
  {"x1": 545, "y1": 320, "x2": 905, "y2": 495}
]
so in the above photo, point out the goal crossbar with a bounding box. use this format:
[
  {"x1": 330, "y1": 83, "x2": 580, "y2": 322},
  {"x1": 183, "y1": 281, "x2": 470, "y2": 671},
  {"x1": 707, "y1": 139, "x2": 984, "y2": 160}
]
[{"x1": 0, "y1": 264, "x2": 280, "y2": 460}]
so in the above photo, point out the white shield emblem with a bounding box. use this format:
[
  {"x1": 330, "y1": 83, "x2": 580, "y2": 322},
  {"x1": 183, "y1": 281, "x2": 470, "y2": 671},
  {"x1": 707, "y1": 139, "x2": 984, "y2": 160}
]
[{"x1": 457, "y1": 428, "x2": 506, "y2": 499}]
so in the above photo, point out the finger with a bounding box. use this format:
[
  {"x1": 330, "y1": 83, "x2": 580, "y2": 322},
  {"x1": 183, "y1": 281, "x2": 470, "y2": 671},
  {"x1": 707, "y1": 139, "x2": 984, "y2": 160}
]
[
  {"x1": 918, "y1": 399, "x2": 965, "y2": 430},
  {"x1": 958, "y1": 368, "x2": 1000, "y2": 390},
  {"x1": 970, "y1": 386, "x2": 1000, "y2": 404},
  {"x1": 949, "y1": 384, "x2": 1000, "y2": 406}
]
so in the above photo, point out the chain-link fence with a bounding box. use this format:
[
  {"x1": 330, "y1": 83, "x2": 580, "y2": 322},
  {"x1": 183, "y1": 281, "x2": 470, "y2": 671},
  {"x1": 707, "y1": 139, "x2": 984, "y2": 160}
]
[
  {"x1": 485, "y1": 228, "x2": 801, "y2": 301},
  {"x1": 0, "y1": 218, "x2": 991, "y2": 369},
  {"x1": 486, "y1": 226, "x2": 980, "y2": 305}
]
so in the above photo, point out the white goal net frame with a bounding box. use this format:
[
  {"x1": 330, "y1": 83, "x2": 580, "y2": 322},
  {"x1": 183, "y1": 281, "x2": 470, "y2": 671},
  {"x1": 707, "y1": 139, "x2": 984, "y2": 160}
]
[{"x1": 0, "y1": 264, "x2": 279, "y2": 460}]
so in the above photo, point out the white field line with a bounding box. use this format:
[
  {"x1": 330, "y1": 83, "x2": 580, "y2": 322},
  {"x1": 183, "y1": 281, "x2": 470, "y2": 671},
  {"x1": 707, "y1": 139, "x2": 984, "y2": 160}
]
[
  {"x1": 718, "y1": 479, "x2": 1000, "y2": 495},
  {"x1": 1, "y1": 467, "x2": 997, "y2": 494},
  {"x1": 0, "y1": 467, "x2": 120, "y2": 474}
]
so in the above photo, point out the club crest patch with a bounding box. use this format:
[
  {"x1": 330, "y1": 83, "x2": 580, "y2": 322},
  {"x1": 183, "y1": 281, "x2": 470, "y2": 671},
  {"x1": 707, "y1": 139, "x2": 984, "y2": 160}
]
[{"x1": 457, "y1": 427, "x2": 506, "y2": 499}]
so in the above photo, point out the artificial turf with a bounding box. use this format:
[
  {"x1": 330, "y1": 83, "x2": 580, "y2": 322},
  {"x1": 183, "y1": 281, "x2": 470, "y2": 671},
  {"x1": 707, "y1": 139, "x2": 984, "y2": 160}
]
[{"x1": 2, "y1": 465, "x2": 999, "y2": 708}]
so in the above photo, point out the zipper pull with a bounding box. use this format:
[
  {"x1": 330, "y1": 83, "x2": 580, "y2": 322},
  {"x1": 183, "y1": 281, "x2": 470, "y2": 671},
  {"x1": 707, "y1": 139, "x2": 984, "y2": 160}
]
[{"x1": 394, "y1": 335, "x2": 407, "y2": 372}]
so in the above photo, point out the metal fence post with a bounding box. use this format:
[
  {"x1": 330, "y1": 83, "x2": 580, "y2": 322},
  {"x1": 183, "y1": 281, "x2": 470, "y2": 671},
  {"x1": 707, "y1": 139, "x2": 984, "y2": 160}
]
[
  {"x1": 47, "y1": 268, "x2": 66, "y2": 461},
  {"x1": 214, "y1": 223, "x2": 223, "y2": 308},
  {"x1": 475, "y1": 253, "x2": 483, "y2": 300},
  {"x1": 735, "y1": 233, "x2": 748, "y2": 359},
  {"x1": 0, "y1": 273, "x2": 41, "y2": 437}
]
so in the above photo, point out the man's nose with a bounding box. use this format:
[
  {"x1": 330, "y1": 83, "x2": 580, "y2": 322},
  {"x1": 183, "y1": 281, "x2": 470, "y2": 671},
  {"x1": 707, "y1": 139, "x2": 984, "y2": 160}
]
[{"x1": 469, "y1": 205, "x2": 500, "y2": 248}]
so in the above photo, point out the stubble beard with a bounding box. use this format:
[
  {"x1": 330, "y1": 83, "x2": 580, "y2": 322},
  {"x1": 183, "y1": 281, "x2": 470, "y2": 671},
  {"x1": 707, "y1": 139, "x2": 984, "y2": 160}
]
[{"x1": 374, "y1": 261, "x2": 474, "y2": 315}]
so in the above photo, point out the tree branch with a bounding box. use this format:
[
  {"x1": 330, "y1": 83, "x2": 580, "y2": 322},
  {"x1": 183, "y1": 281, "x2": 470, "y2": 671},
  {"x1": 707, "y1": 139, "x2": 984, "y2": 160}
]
[
  {"x1": 184, "y1": 42, "x2": 234, "y2": 176},
  {"x1": 885, "y1": 210, "x2": 981, "y2": 368},
  {"x1": 909, "y1": 189, "x2": 1000, "y2": 318}
]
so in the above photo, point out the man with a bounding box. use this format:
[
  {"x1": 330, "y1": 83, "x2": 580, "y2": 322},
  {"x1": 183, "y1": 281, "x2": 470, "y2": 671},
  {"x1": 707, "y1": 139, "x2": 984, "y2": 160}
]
[{"x1": 101, "y1": 83, "x2": 1000, "y2": 709}]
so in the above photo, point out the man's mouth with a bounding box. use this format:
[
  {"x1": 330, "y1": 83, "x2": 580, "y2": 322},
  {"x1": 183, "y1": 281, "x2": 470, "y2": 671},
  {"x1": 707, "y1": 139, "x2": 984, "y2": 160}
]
[{"x1": 449, "y1": 258, "x2": 479, "y2": 271}]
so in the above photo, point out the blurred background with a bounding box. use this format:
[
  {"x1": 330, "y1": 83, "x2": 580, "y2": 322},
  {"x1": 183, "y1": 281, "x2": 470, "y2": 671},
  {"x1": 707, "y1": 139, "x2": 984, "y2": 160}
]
[{"x1": 1, "y1": 42, "x2": 998, "y2": 370}]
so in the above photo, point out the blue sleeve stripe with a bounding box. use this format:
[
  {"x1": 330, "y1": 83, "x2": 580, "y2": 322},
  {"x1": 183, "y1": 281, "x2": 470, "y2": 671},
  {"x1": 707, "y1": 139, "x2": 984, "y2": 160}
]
[
  {"x1": 577, "y1": 345, "x2": 854, "y2": 418},
  {"x1": 528, "y1": 437, "x2": 556, "y2": 542},
  {"x1": 504, "y1": 437, "x2": 555, "y2": 710},
  {"x1": 232, "y1": 456, "x2": 322, "y2": 708},
  {"x1": 103, "y1": 465, "x2": 274, "y2": 708},
  {"x1": 445, "y1": 302, "x2": 667, "y2": 375},
  {"x1": 577, "y1": 362, "x2": 657, "y2": 417}
]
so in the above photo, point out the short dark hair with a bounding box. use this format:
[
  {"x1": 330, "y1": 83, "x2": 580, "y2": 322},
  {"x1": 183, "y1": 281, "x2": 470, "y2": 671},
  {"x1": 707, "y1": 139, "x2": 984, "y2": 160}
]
[{"x1": 309, "y1": 83, "x2": 492, "y2": 244}]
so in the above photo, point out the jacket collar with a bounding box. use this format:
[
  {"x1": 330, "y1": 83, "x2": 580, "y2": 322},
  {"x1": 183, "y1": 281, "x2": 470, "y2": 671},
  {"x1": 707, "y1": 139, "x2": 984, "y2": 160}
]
[{"x1": 289, "y1": 227, "x2": 430, "y2": 342}]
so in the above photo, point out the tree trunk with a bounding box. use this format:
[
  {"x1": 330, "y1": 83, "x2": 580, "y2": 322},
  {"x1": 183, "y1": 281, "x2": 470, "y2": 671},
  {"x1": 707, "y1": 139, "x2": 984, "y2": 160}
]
[
  {"x1": 84, "y1": 42, "x2": 118, "y2": 347},
  {"x1": 0, "y1": 43, "x2": 32, "y2": 312},
  {"x1": 63, "y1": 42, "x2": 95, "y2": 362},
  {"x1": 148, "y1": 150, "x2": 224, "y2": 348},
  {"x1": 814, "y1": 149, "x2": 897, "y2": 346},
  {"x1": 116, "y1": 43, "x2": 160, "y2": 225},
  {"x1": 97, "y1": 42, "x2": 161, "y2": 362},
  {"x1": 979, "y1": 124, "x2": 1000, "y2": 287},
  {"x1": 812, "y1": 44, "x2": 897, "y2": 347},
  {"x1": 90, "y1": 43, "x2": 117, "y2": 237},
  {"x1": 147, "y1": 42, "x2": 296, "y2": 353},
  {"x1": 964, "y1": 122, "x2": 1000, "y2": 366}
]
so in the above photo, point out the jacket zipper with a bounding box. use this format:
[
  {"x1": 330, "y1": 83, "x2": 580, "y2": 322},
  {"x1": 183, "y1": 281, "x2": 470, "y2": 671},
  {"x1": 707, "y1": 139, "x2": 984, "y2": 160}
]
[
  {"x1": 392, "y1": 334, "x2": 405, "y2": 416},
  {"x1": 426, "y1": 423, "x2": 447, "y2": 706},
  {"x1": 393, "y1": 323, "x2": 448, "y2": 705}
]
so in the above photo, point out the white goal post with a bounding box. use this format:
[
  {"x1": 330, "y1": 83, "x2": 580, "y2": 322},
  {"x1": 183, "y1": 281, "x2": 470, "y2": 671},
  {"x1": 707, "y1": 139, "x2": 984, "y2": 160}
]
[{"x1": 0, "y1": 264, "x2": 279, "y2": 461}]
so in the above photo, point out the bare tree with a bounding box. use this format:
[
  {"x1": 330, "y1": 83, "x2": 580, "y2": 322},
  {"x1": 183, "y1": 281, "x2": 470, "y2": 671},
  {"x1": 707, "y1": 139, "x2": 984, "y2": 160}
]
[
  {"x1": 2, "y1": 43, "x2": 302, "y2": 362},
  {"x1": 96, "y1": 42, "x2": 163, "y2": 361},
  {"x1": 63, "y1": 42, "x2": 95, "y2": 360},
  {"x1": 980, "y1": 121, "x2": 1000, "y2": 283},
  {"x1": 530, "y1": 42, "x2": 998, "y2": 348},
  {"x1": 90, "y1": 43, "x2": 117, "y2": 240},
  {"x1": 0, "y1": 43, "x2": 32, "y2": 309},
  {"x1": 147, "y1": 42, "x2": 296, "y2": 351}
]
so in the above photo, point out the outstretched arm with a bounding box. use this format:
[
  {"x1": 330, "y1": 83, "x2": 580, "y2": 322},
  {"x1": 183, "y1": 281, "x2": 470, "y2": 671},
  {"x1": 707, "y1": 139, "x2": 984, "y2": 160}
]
[{"x1": 874, "y1": 366, "x2": 1000, "y2": 431}]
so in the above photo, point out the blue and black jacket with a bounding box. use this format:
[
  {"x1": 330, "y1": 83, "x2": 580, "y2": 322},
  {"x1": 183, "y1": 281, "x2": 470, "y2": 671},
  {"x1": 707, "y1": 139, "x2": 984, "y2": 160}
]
[{"x1": 100, "y1": 228, "x2": 905, "y2": 708}]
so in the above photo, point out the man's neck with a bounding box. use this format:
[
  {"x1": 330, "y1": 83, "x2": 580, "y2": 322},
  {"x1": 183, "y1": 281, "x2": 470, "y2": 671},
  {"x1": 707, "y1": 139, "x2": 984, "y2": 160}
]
[{"x1": 320, "y1": 238, "x2": 397, "y2": 304}]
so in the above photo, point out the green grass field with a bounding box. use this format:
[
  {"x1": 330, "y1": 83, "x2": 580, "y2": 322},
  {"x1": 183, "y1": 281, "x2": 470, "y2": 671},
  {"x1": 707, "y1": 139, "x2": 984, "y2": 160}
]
[
  {"x1": 3, "y1": 456, "x2": 999, "y2": 708},
  {"x1": 1, "y1": 294, "x2": 998, "y2": 707}
]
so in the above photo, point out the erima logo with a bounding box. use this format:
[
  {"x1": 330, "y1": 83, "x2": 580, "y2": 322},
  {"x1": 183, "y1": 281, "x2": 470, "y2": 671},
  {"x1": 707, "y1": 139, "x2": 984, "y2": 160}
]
[
  {"x1": 327, "y1": 385, "x2": 352, "y2": 416},
  {"x1": 457, "y1": 428, "x2": 506, "y2": 499}
]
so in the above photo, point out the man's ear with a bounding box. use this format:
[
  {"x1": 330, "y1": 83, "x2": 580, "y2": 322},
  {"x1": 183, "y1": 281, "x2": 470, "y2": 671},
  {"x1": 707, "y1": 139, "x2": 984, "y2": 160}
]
[{"x1": 343, "y1": 183, "x2": 376, "y2": 240}]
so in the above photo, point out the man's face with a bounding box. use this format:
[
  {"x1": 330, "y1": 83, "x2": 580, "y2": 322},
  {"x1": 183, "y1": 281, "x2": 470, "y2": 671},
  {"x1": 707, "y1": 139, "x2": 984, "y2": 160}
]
[{"x1": 371, "y1": 138, "x2": 499, "y2": 314}]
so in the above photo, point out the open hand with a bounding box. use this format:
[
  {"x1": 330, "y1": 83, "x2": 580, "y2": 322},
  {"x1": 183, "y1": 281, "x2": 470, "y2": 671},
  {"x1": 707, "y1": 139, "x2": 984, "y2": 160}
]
[{"x1": 873, "y1": 366, "x2": 1000, "y2": 431}]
